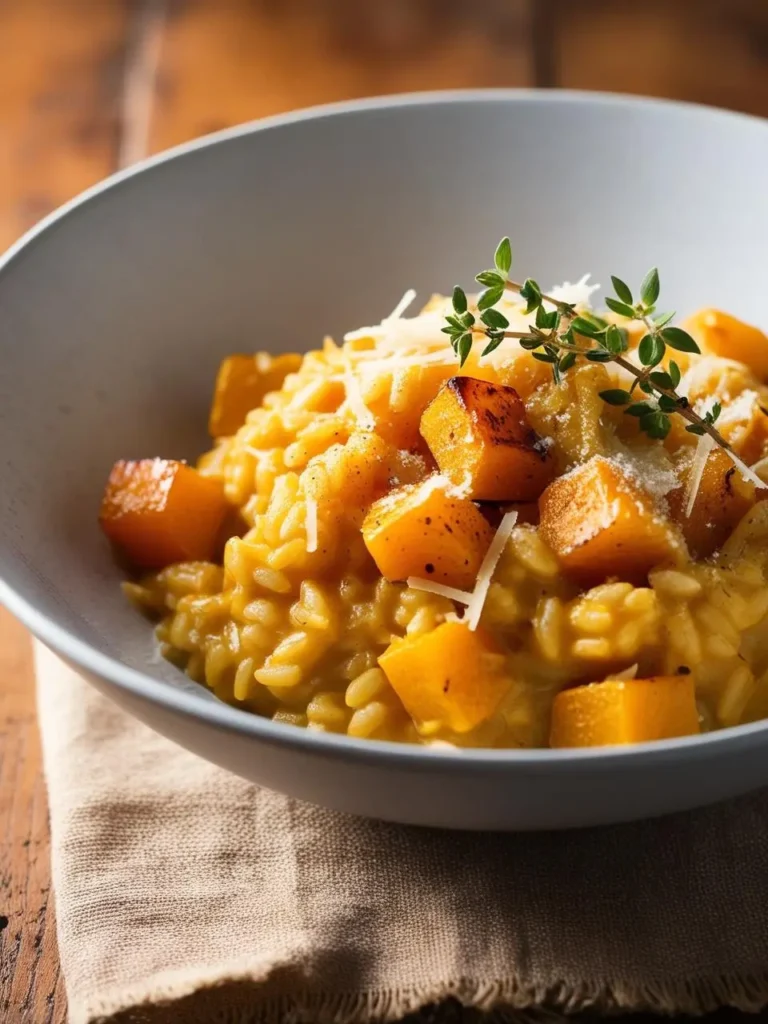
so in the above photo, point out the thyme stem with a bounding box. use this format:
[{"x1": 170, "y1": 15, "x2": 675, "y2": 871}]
[
  {"x1": 494, "y1": 280, "x2": 732, "y2": 452},
  {"x1": 504, "y1": 280, "x2": 574, "y2": 316}
]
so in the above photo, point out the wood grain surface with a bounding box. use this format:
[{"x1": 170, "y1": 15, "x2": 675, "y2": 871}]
[{"x1": 0, "y1": 2, "x2": 766, "y2": 1021}]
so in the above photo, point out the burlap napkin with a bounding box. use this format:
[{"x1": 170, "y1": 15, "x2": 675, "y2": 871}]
[{"x1": 36, "y1": 642, "x2": 768, "y2": 1024}]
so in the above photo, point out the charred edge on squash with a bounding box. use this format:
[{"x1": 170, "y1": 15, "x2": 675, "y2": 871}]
[{"x1": 445, "y1": 376, "x2": 550, "y2": 459}]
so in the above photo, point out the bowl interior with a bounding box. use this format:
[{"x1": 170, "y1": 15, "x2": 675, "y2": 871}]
[{"x1": 1, "y1": 92, "x2": 767, "y2": 699}]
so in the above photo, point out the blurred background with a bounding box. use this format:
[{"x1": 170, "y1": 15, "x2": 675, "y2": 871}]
[{"x1": 1, "y1": 0, "x2": 768, "y2": 256}]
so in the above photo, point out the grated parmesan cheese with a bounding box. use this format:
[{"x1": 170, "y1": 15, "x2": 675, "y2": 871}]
[
  {"x1": 442, "y1": 611, "x2": 464, "y2": 624},
  {"x1": 343, "y1": 373, "x2": 375, "y2": 428},
  {"x1": 406, "y1": 578, "x2": 473, "y2": 604},
  {"x1": 343, "y1": 311, "x2": 447, "y2": 347},
  {"x1": 679, "y1": 356, "x2": 746, "y2": 399},
  {"x1": 343, "y1": 277, "x2": 597, "y2": 364},
  {"x1": 341, "y1": 352, "x2": 376, "y2": 429},
  {"x1": 607, "y1": 442, "x2": 680, "y2": 502},
  {"x1": 376, "y1": 474, "x2": 468, "y2": 516},
  {"x1": 726, "y1": 447, "x2": 766, "y2": 490},
  {"x1": 685, "y1": 434, "x2": 714, "y2": 518},
  {"x1": 404, "y1": 511, "x2": 518, "y2": 630},
  {"x1": 679, "y1": 420, "x2": 767, "y2": 523},
  {"x1": 692, "y1": 391, "x2": 768, "y2": 487},
  {"x1": 465, "y1": 511, "x2": 519, "y2": 631},
  {"x1": 388, "y1": 367, "x2": 412, "y2": 412},
  {"x1": 355, "y1": 349, "x2": 456, "y2": 375},
  {"x1": 385, "y1": 288, "x2": 417, "y2": 321},
  {"x1": 717, "y1": 389, "x2": 759, "y2": 426},
  {"x1": 608, "y1": 663, "x2": 639, "y2": 681},
  {"x1": 305, "y1": 497, "x2": 318, "y2": 553},
  {"x1": 546, "y1": 274, "x2": 600, "y2": 309}
]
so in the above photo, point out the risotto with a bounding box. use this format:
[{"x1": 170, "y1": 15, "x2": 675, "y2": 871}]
[{"x1": 99, "y1": 261, "x2": 768, "y2": 749}]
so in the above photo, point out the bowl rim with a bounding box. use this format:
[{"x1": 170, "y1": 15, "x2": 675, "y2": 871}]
[{"x1": 3, "y1": 86, "x2": 768, "y2": 769}]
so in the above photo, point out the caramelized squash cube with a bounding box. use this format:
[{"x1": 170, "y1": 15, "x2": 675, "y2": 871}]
[
  {"x1": 362, "y1": 477, "x2": 493, "y2": 589},
  {"x1": 379, "y1": 621, "x2": 510, "y2": 732},
  {"x1": 364, "y1": 359, "x2": 499, "y2": 452},
  {"x1": 209, "y1": 352, "x2": 302, "y2": 437},
  {"x1": 100, "y1": 459, "x2": 228, "y2": 569},
  {"x1": 668, "y1": 446, "x2": 767, "y2": 558},
  {"x1": 419, "y1": 377, "x2": 554, "y2": 501},
  {"x1": 550, "y1": 676, "x2": 700, "y2": 747},
  {"x1": 683, "y1": 309, "x2": 768, "y2": 381},
  {"x1": 538, "y1": 455, "x2": 683, "y2": 586},
  {"x1": 726, "y1": 401, "x2": 768, "y2": 466}
]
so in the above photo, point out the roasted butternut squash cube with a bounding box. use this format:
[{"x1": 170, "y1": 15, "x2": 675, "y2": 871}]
[
  {"x1": 364, "y1": 358, "x2": 499, "y2": 452},
  {"x1": 683, "y1": 309, "x2": 768, "y2": 381},
  {"x1": 100, "y1": 459, "x2": 229, "y2": 569},
  {"x1": 668, "y1": 446, "x2": 767, "y2": 558},
  {"x1": 550, "y1": 676, "x2": 700, "y2": 747},
  {"x1": 362, "y1": 477, "x2": 493, "y2": 589},
  {"x1": 419, "y1": 377, "x2": 554, "y2": 502},
  {"x1": 722, "y1": 398, "x2": 768, "y2": 465},
  {"x1": 538, "y1": 455, "x2": 683, "y2": 586},
  {"x1": 379, "y1": 621, "x2": 510, "y2": 732},
  {"x1": 209, "y1": 352, "x2": 302, "y2": 437}
]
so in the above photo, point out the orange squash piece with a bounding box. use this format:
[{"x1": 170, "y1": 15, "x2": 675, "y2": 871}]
[
  {"x1": 379, "y1": 621, "x2": 510, "y2": 732},
  {"x1": 208, "y1": 352, "x2": 302, "y2": 437},
  {"x1": 362, "y1": 477, "x2": 493, "y2": 589},
  {"x1": 723, "y1": 400, "x2": 768, "y2": 465},
  {"x1": 100, "y1": 459, "x2": 229, "y2": 569},
  {"x1": 668, "y1": 446, "x2": 767, "y2": 558},
  {"x1": 419, "y1": 377, "x2": 554, "y2": 501},
  {"x1": 364, "y1": 357, "x2": 499, "y2": 452},
  {"x1": 538, "y1": 455, "x2": 683, "y2": 586},
  {"x1": 682, "y1": 309, "x2": 768, "y2": 381},
  {"x1": 550, "y1": 676, "x2": 700, "y2": 747}
]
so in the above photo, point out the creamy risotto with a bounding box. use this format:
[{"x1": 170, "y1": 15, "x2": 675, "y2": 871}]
[{"x1": 99, "y1": 252, "x2": 768, "y2": 749}]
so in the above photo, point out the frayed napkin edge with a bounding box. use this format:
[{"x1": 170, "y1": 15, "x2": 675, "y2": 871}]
[{"x1": 80, "y1": 967, "x2": 768, "y2": 1024}]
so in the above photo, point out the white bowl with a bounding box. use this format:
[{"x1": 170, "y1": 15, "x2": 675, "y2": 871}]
[{"x1": 2, "y1": 91, "x2": 768, "y2": 830}]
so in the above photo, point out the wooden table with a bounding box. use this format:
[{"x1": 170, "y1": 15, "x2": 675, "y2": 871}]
[{"x1": 1, "y1": 2, "x2": 766, "y2": 1020}]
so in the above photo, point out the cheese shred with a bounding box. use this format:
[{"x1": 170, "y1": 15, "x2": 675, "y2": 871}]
[
  {"x1": 406, "y1": 578, "x2": 473, "y2": 604},
  {"x1": 685, "y1": 434, "x2": 714, "y2": 518},
  {"x1": 385, "y1": 288, "x2": 417, "y2": 321},
  {"x1": 685, "y1": 426, "x2": 763, "y2": 520},
  {"x1": 466, "y1": 511, "x2": 519, "y2": 631},
  {"x1": 727, "y1": 448, "x2": 767, "y2": 490},
  {"x1": 405, "y1": 512, "x2": 519, "y2": 631}
]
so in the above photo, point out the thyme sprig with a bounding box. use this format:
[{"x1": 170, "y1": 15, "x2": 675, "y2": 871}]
[{"x1": 443, "y1": 237, "x2": 729, "y2": 449}]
